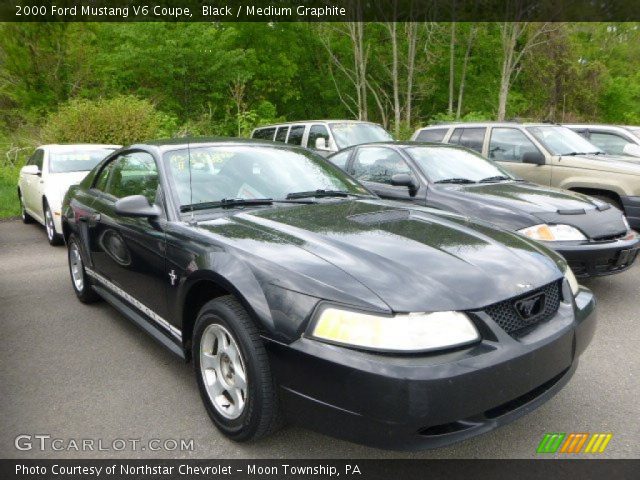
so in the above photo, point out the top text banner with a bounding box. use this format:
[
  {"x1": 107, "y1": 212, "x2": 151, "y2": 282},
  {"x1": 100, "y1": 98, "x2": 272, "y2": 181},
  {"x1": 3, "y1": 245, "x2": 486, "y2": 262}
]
[{"x1": 3, "y1": 0, "x2": 640, "y2": 22}]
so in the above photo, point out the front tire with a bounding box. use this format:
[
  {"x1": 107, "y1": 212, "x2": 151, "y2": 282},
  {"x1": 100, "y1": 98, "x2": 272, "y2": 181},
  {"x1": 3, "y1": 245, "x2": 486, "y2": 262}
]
[
  {"x1": 44, "y1": 201, "x2": 63, "y2": 246},
  {"x1": 193, "y1": 296, "x2": 281, "y2": 442},
  {"x1": 67, "y1": 234, "x2": 100, "y2": 303}
]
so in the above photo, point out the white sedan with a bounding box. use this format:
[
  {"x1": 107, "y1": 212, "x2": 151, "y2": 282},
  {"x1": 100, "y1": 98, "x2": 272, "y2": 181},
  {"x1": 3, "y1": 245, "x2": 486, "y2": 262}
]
[{"x1": 18, "y1": 144, "x2": 120, "y2": 245}]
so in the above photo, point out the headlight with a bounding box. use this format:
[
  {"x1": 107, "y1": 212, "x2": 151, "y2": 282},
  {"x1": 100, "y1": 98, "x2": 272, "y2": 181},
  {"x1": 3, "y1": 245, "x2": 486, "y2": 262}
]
[
  {"x1": 518, "y1": 224, "x2": 586, "y2": 241},
  {"x1": 310, "y1": 307, "x2": 480, "y2": 352},
  {"x1": 564, "y1": 266, "x2": 580, "y2": 297}
]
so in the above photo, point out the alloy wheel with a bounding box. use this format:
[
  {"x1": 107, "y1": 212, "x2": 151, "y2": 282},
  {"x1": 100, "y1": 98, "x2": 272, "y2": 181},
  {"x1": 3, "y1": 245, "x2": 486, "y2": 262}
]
[
  {"x1": 200, "y1": 323, "x2": 248, "y2": 419},
  {"x1": 69, "y1": 241, "x2": 84, "y2": 292}
]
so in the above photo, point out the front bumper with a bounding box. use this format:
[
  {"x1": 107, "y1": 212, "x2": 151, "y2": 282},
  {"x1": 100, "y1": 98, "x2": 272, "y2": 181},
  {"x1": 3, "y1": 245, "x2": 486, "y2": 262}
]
[
  {"x1": 621, "y1": 195, "x2": 640, "y2": 230},
  {"x1": 266, "y1": 288, "x2": 596, "y2": 450},
  {"x1": 545, "y1": 233, "x2": 640, "y2": 277}
]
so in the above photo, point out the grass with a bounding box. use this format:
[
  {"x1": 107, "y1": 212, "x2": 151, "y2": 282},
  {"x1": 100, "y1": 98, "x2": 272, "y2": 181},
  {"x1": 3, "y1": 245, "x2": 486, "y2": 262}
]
[{"x1": 0, "y1": 165, "x2": 21, "y2": 219}]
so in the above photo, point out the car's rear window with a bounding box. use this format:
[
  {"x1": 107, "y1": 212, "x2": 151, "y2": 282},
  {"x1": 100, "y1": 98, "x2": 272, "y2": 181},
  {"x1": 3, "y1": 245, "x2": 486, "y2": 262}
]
[{"x1": 49, "y1": 148, "x2": 116, "y2": 173}]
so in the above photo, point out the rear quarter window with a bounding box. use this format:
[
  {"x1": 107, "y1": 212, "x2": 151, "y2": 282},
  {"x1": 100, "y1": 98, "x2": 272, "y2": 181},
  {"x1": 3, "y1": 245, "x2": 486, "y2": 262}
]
[{"x1": 415, "y1": 128, "x2": 448, "y2": 143}]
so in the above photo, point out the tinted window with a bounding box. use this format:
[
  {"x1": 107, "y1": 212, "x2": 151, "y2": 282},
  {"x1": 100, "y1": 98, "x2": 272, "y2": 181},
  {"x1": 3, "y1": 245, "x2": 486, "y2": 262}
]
[
  {"x1": 457, "y1": 128, "x2": 486, "y2": 152},
  {"x1": 275, "y1": 126, "x2": 289, "y2": 143},
  {"x1": 352, "y1": 147, "x2": 412, "y2": 185},
  {"x1": 489, "y1": 128, "x2": 540, "y2": 163},
  {"x1": 286, "y1": 125, "x2": 305, "y2": 146},
  {"x1": 588, "y1": 132, "x2": 631, "y2": 156},
  {"x1": 107, "y1": 152, "x2": 158, "y2": 203},
  {"x1": 27, "y1": 149, "x2": 44, "y2": 170},
  {"x1": 415, "y1": 128, "x2": 448, "y2": 143},
  {"x1": 328, "y1": 150, "x2": 351, "y2": 170},
  {"x1": 308, "y1": 124, "x2": 330, "y2": 149},
  {"x1": 93, "y1": 162, "x2": 114, "y2": 192},
  {"x1": 252, "y1": 128, "x2": 275, "y2": 140}
]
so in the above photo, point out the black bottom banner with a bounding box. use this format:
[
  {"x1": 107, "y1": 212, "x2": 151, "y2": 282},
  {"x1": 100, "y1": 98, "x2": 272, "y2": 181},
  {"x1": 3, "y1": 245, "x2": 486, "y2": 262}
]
[{"x1": 1, "y1": 459, "x2": 639, "y2": 480}]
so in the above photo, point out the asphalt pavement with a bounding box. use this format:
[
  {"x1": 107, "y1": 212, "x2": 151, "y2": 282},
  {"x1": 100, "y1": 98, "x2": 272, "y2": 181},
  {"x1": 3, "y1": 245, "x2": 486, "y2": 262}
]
[{"x1": 1, "y1": 219, "x2": 638, "y2": 459}]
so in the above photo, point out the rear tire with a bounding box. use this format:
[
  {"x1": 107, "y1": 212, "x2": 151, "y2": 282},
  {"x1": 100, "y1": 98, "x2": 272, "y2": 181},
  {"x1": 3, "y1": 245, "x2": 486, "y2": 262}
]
[
  {"x1": 67, "y1": 234, "x2": 100, "y2": 303},
  {"x1": 19, "y1": 191, "x2": 34, "y2": 224},
  {"x1": 193, "y1": 296, "x2": 282, "y2": 442},
  {"x1": 44, "y1": 200, "x2": 63, "y2": 246}
]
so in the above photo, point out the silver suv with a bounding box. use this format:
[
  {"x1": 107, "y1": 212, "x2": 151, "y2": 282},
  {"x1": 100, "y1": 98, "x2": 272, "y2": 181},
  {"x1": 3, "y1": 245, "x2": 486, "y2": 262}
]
[
  {"x1": 564, "y1": 124, "x2": 640, "y2": 158},
  {"x1": 412, "y1": 122, "x2": 640, "y2": 230},
  {"x1": 251, "y1": 120, "x2": 392, "y2": 156}
]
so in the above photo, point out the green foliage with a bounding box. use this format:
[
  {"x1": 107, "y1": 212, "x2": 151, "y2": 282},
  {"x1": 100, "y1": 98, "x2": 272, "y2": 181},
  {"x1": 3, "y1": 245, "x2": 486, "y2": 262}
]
[
  {"x1": 41, "y1": 96, "x2": 177, "y2": 145},
  {"x1": 0, "y1": 163, "x2": 21, "y2": 219}
]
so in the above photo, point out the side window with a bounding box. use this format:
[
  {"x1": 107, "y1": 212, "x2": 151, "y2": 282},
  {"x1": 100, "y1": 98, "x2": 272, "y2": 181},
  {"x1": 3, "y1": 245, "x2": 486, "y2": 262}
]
[
  {"x1": 489, "y1": 128, "x2": 540, "y2": 163},
  {"x1": 588, "y1": 132, "x2": 631, "y2": 156},
  {"x1": 352, "y1": 147, "x2": 412, "y2": 185},
  {"x1": 416, "y1": 128, "x2": 448, "y2": 143},
  {"x1": 458, "y1": 128, "x2": 486, "y2": 152},
  {"x1": 93, "y1": 161, "x2": 115, "y2": 192},
  {"x1": 106, "y1": 152, "x2": 159, "y2": 204},
  {"x1": 308, "y1": 124, "x2": 330, "y2": 149},
  {"x1": 328, "y1": 150, "x2": 351, "y2": 170},
  {"x1": 286, "y1": 125, "x2": 305, "y2": 146},
  {"x1": 252, "y1": 128, "x2": 275, "y2": 140},
  {"x1": 30, "y1": 149, "x2": 44, "y2": 171},
  {"x1": 274, "y1": 126, "x2": 289, "y2": 143}
]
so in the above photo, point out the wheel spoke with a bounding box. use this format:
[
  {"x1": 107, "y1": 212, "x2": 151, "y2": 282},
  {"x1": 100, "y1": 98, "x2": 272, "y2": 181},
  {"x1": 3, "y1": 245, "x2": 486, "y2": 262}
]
[{"x1": 199, "y1": 323, "x2": 249, "y2": 420}]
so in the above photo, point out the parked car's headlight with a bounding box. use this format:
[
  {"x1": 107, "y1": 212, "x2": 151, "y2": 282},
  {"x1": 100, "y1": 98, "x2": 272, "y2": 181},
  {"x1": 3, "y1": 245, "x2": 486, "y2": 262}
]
[
  {"x1": 564, "y1": 266, "x2": 580, "y2": 297},
  {"x1": 310, "y1": 307, "x2": 480, "y2": 352},
  {"x1": 518, "y1": 224, "x2": 586, "y2": 241}
]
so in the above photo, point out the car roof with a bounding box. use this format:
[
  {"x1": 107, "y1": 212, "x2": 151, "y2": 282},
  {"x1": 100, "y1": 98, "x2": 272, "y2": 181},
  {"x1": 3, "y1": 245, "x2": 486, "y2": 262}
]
[
  {"x1": 327, "y1": 141, "x2": 463, "y2": 154},
  {"x1": 254, "y1": 120, "x2": 381, "y2": 128},
  {"x1": 417, "y1": 122, "x2": 552, "y2": 130},
  {"x1": 39, "y1": 144, "x2": 121, "y2": 150},
  {"x1": 564, "y1": 124, "x2": 640, "y2": 131},
  {"x1": 129, "y1": 137, "x2": 307, "y2": 153}
]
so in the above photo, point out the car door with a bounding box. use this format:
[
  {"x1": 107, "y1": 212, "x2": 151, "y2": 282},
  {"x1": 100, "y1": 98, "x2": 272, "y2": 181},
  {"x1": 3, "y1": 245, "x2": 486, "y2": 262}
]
[
  {"x1": 23, "y1": 149, "x2": 45, "y2": 219},
  {"x1": 487, "y1": 127, "x2": 552, "y2": 185},
  {"x1": 348, "y1": 146, "x2": 422, "y2": 202},
  {"x1": 86, "y1": 150, "x2": 170, "y2": 322}
]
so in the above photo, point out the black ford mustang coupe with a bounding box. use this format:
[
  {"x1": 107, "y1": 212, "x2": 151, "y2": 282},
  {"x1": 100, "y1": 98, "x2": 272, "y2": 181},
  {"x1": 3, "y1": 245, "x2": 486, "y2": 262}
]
[
  {"x1": 62, "y1": 138, "x2": 596, "y2": 450},
  {"x1": 328, "y1": 142, "x2": 640, "y2": 277}
]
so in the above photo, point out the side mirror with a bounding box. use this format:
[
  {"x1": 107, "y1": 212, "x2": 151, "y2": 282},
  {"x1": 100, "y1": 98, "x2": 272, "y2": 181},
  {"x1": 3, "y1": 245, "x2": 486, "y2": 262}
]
[
  {"x1": 21, "y1": 164, "x2": 40, "y2": 176},
  {"x1": 115, "y1": 195, "x2": 162, "y2": 218},
  {"x1": 622, "y1": 143, "x2": 640, "y2": 158},
  {"x1": 315, "y1": 137, "x2": 329, "y2": 151},
  {"x1": 390, "y1": 173, "x2": 418, "y2": 195},
  {"x1": 522, "y1": 151, "x2": 546, "y2": 165}
]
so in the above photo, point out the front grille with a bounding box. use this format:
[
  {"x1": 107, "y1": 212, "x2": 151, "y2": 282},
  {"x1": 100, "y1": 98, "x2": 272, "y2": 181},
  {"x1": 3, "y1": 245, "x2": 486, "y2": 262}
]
[{"x1": 482, "y1": 281, "x2": 561, "y2": 336}]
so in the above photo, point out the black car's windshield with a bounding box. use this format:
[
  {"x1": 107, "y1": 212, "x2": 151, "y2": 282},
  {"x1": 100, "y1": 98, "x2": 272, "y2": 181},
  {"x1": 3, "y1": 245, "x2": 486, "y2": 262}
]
[
  {"x1": 329, "y1": 123, "x2": 393, "y2": 149},
  {"x1": 49, "y1": 148, "x2": 116, "y2": 173},
  {"x1": 526, "y1": 126, "x2": 603, "y2": 156},
  {"x1": 406, "y1": 146, "x2": 515, "y2": 184},
  {"x1": 164, "y1": 145, "x2": 371, "y2": 208}
]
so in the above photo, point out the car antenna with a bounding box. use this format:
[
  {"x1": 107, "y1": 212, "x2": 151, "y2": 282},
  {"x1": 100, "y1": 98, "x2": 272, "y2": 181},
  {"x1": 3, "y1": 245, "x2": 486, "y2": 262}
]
[{"x1": 187, "y1": 135, "x2": 195, "y2": 225}]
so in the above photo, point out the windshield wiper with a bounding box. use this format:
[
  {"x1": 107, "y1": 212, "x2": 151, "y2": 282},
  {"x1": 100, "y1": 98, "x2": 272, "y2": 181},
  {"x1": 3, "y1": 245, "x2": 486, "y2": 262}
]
[
  {"x1": 180, "y1": 198, "x2": 274, "y2": 212},
  {"x1": 479, "y1": 175, "x2": 512, "y2": 183},
  {"x1": 286, "y1": 189, "x2": 363, "y2": 199},
  {"x1": 434, "y1": 178, "x2": 477, "y2": 184}
]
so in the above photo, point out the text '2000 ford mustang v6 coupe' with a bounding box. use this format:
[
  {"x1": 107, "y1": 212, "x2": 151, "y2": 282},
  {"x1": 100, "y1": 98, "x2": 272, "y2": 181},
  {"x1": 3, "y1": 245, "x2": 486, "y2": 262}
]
[{"x1": 62, "y1": 138, "x2": 596, "y2": 450}]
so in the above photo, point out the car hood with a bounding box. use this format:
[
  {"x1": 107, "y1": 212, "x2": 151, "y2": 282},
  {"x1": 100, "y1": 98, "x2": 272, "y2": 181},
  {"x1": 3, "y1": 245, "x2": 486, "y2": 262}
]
[
  {"x1": 196, "y1": 200, "x2": 563, "y2": 312},
  {"x1": 450, "y1": 181, "x2": 599, "y2": 214},
  {"x1": 557, "y1": 153, "x2": 640, "y2": 175}
]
